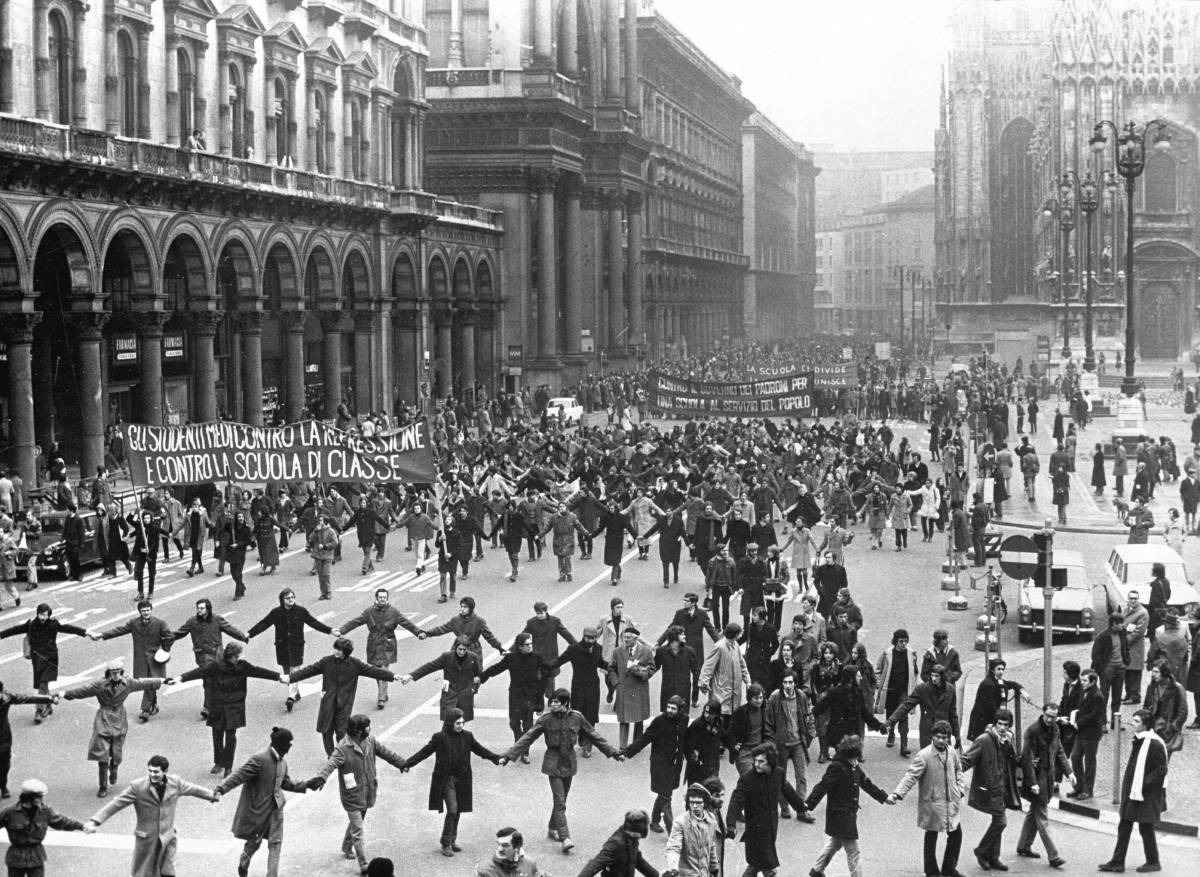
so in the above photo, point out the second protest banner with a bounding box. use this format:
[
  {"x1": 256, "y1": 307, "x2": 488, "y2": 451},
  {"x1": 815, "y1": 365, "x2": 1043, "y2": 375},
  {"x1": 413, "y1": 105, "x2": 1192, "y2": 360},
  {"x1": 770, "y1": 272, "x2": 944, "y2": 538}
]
[{"x1": 648, "y1": 371, "x2": 815, "y2": 416}]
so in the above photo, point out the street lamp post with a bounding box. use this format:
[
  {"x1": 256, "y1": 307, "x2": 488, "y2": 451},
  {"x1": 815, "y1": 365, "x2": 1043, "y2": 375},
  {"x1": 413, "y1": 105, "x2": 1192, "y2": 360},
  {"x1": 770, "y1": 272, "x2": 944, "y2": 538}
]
[
  {"x1": 1079, "y1": 171, "x2": 1099, "y2": 372},
  {"x1": 1056, "y1": 175, "x2": 1076, "y2": 360},
  {"x1": 1091, "y1": 119, "x2": 1172, "y2": 396}
]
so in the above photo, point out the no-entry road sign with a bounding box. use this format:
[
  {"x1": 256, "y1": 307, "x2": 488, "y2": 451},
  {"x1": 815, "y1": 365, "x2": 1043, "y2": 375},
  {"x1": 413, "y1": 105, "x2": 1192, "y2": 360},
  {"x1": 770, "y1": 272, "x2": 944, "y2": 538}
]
[{"x1": 998, "y1": 534, "x2": 1039, "y2": 579}]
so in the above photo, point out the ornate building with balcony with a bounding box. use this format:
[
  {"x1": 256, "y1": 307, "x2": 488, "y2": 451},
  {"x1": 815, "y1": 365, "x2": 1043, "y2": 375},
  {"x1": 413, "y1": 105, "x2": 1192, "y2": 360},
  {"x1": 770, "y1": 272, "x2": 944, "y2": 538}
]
[
  {"x1": 0, "y1": 0, "x2": 502, "y2": 485},
  {"x1": 936, "y1": 0, "x2": 1200, "y2": 363},
  {"x1": 422, "y1": 0, "x2": 758, "y2": 383}
]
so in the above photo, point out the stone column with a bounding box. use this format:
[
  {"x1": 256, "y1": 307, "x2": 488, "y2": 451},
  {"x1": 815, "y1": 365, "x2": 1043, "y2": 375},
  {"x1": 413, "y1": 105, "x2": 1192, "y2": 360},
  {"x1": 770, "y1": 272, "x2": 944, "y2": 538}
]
[
  {"x1": 193, "y1": 45, "x2": 207, "y2": 140},
  {"x1": 433, "y1": 308, "x2": 454, "y2": 398},
  {"x1": 219, "y1": 59, "x2": 231, "y2": 155},
  {"x1": 135, "y1": 312, "x2": 166, "y2": 425},
  {"x1": 72, "y1": 314, "x2": 107, "y2": 479},
  {"x1": 533, "y1": 0, "x2": 554, "y2": 66},
  {"x1": 475, "y1": 307, "x2": 495, "y2": 395},
  {"x1": 0, "y1": 314, "x2": 41, "y2": 488},
  {"x1": 607, "y1": 193, "x2": 625, "y2": 348},
  {"x1": 165, "y1": 36, "x2": 182, "y2": 145},
  {"x1": 189, "y1": 311, "x2": 220, "y2": 423},
  {"x1": 281, "y1": 311, "x2": 306, "y2": 422},
  {"x1": 626, "y1": 192, "x2": 644, "y2": 347},
  {"x1": 104, "y1": 16, "x2": 119, "y2": 133},
  {"x1": 448, "y1": 0, "x2": 464, "y2": 67},
  {"x1": 343, "y1": 96, "x2": 354, "y2": 179},
  {"x1": 70, "y1": 6, "x2": 87, "y2": 126},
  {"x1": 305, "y1": 83, "x2": 318, "y2": 171},
  {"x1": 321, "y1": 313, "x2": 344, "y2": 418},
  {"x1": 239, "y1": 312, "x2": 264, "y2": 427},
  {"x1": 623, "y1": 0, "x2": 639, "y2": 115},
  {"x1": 0, "y1": 0, "x2": 13, "y2": 112},
  {"x1": 263, "y1": 66, "x2": 277, "y2": 165},
  {"x1": 286, "y1": 76, "x2": 298, "y2": 163},
  {"x1": 604, "y1": 0, "x2": 621, "y2": 100},
  {"x1": 560, "y1": 0, "x2": 578, "y2": 76},
  {"x1": 536, "y1": 172, "x2": 559, "y2": 357},
  {"x1": 393, "y1": 308, "x2": 419, "y2": 404},
  {"x1": 136, "y1": 26, "x2": 151, "y2": 139},
  {"x1": 353, "y1": 310, "x2": 374, "y2": 412},
  {"x1": 563, "y1": 180, "x2": 582, "y2": 353},
  {"x1": 458, "y1": 306, "x2": 476, "y2": 389},
  {"x1": 33, "y1": 0, "x2": 48, "y2": 119},
  {"x1": 405, "y1": 113, "x2": 417, "y2": 188}
]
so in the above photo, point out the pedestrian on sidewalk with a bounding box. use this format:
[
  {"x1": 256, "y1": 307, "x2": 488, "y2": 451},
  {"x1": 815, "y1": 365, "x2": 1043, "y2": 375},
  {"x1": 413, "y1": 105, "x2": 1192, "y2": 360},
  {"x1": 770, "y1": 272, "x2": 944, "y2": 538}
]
[
  {"x1": 1123, "y1": 590, "x2": 1151, "y2": 704},
  {"x1": 1052, "y1": 465, "x2": 1070, "y2": 525},
  {"x1": 1093, "y1": 443, "x2": 1108, "y2": 495},
  {"x1": 310, "y1": 714, "x2": 408, "y2": 873},
  {"x1": 212, "y1": 726, "x2": 312, "y2": 877},
  {"x1": 246, "y1": 588, "x2": 334, "y2": 712},
  {"x1": 1014, "y1": 702, "x2": 1071, "y2": 868},
  {"x1": 1067, "y1": 668, "x2": 1106, "y2": 800},
  {"x1": 400, "y1": 707, "x2": 507, "y2": 857},
  {"x1": 1021, "y1": 447, "x2": 1040, "y2": 502},
  {"x1": 961, "y1": 707, "x2": 1021, "y2": 872},
  {"x1": 1098, "y1": 709, "x2": 1168, "y2": 873},
  {"x1": 889, "y1": 720, "x2": 966, "y2": 877}
]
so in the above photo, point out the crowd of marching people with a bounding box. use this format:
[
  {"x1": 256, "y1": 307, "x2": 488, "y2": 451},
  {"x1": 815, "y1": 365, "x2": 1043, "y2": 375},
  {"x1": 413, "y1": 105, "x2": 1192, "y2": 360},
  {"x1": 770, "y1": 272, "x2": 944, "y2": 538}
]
[{"x1": 0, "y1": 340, "x2": 1195, "y2": 877}]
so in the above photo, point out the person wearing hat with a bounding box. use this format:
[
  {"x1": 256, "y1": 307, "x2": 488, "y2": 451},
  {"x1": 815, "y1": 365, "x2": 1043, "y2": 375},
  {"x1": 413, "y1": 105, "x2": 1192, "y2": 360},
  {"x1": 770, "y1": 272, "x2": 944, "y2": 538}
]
[
  {"x1": 0, "y1": 682, "x2": 57, "y2": 800},
  {"x1": 0, "y1": 603, "x2": 88, "y2": 723},
  {"x1": 63, "y1": 658, "x2": 170, "y2": 797},
  {"x1": 90, "y1": 599, "x2": 173, "y2": 724},
  {"x1": 0, "y1": 778, "x2": 88, "y2": 874},
  {"x1": 550, "y1": 627, "x2": 609, "y2": 756},
  {"x1": 622, "y1": 695, "x2": 689, "y2": 834},
  {"x1": 577, "y1": 810, "x2": 656, "y2": 877},
  {"x1": 478, "y1": 632, "x2": 550, "y2": 754},
  {"x1": 662, "y1": 783, "x2": 719, "y2": 877},
  {"x1": 613, "y1": 626, "x2": 656, "y2": 749},
  {"x1": 504, "y1": 688, "x2": 623, "y2": 854},
  {"x1": 213, "y1": 726, "x2": 313, "y2": 877},
  {"x1": 287, "y1": 637, "x2": 396, "y2": 755}
]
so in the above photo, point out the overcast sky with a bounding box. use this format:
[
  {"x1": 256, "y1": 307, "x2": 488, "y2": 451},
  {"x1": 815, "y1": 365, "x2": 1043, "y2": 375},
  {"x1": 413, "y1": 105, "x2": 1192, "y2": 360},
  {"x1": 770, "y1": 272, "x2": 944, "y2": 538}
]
[{"x1": 652, "y1": 0, "x2": 954, "y2": 152}]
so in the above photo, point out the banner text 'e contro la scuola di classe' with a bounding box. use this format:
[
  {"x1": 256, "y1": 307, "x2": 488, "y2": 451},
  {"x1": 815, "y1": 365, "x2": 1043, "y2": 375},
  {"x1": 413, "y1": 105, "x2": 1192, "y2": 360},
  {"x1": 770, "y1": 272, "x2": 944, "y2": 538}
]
[{"x1": 124, "y1": 420, "x2": 437, "y2": 486}]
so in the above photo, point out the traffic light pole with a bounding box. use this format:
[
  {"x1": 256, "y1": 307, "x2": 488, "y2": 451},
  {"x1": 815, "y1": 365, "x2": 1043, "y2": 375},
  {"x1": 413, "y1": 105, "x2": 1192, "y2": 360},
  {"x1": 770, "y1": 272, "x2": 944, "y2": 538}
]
[{"x1": 1042, "y1": 522, "x2": 1055, "y2": 707}]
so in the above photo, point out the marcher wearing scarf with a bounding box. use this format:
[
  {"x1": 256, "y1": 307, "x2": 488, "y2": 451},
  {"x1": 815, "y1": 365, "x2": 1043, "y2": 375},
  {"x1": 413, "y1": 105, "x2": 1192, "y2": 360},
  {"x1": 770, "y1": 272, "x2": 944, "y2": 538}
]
[{"x1": 1129, "y1": 728, "x2": 1168, "y2": 801}]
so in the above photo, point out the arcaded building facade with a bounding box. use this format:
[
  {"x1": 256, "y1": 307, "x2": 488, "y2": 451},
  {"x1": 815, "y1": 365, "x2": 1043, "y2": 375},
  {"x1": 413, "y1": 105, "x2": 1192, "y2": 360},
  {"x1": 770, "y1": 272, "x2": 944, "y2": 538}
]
[{"x1": 0, "y1": 0, "x2": 502, "y2": 486}]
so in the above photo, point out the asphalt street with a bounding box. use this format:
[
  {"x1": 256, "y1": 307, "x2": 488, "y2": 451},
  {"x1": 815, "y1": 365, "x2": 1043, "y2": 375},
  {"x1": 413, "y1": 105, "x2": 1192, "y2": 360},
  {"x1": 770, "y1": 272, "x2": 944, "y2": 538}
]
[{"x1": 4, "y1": 480, "x2": 1197, "y2": 875}]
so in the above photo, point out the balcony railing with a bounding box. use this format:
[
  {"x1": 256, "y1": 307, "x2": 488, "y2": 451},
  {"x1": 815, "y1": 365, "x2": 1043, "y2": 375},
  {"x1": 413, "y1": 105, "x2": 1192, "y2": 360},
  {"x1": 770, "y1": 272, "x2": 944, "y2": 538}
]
[
  {"x1": 434, "y1": 198, "x2": 504, "y2": 230},
  {"x1": 0, "y1": 114, "x2": 437, "y2": 216}
]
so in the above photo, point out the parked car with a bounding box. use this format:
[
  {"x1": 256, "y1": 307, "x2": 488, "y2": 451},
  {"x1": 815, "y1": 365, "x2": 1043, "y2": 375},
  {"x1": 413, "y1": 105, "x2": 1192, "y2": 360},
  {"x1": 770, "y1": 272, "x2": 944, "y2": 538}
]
[
  {"x1": 546, "y1": 396, "x2": 584, "y2": 425},
  {"x1": 15, "y1": 510, "x2": 104, "y2": 580},
  {"x1": 1016, "y1": 549, "x2": 1096, "y2": 643},
  {"x1": 1102, "y1": 543, "x2": 1200, "y2": 614}
]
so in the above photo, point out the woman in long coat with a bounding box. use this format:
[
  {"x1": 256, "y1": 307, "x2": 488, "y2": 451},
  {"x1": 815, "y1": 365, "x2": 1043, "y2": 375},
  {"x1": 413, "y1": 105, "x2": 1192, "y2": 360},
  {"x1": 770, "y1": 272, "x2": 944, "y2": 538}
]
[
  {"x1": 0, "y1": 603, "x2": 88, "y2": 720},
  {"x1": 1052, "y1": 466, "x2": 1071, "y2": 525},
  {"x1": 622, "y1": 488, "x2": 663, "y2": 561},
  {"x1": 813, "y1": 666, "x2": 884, "y2": 758},
  {"x1": 406, "y1": 635, "x2": 483, "y2": 722},
  {"x1": 1099, "y1": 709, "x2": 1168, "y2": 871},
  {"x1": 741, "y1": 609, "x2": 779, "y2": 689},
  {"x1": 1092, "y1": 444, "x2": 1108, "y2": 495},
  {"x1": 177, "y1": 642, "x2": 281, "y2": 775},
  {"x1": 252, "y1": 508, "x2": 280, "y2": 574},
  {"x1": 401, "y1": 708, "x2": 505, "y2": 854},
  {"x1": 648, "y1": 508, "x2": 686, "y2": 587},
  {"x1": 889, "y1": 490, "x2": 912, "y2": 551}
]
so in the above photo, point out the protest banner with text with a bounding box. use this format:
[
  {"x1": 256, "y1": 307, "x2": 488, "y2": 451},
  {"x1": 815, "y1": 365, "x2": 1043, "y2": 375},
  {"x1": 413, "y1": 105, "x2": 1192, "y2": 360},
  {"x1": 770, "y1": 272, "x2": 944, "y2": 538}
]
[
  {"x1": 648, "y1": 371, "x2": 815, "y2": 416},
  {"x1": 125, "y1": 420, "x2": 437, "y2": 487}
]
